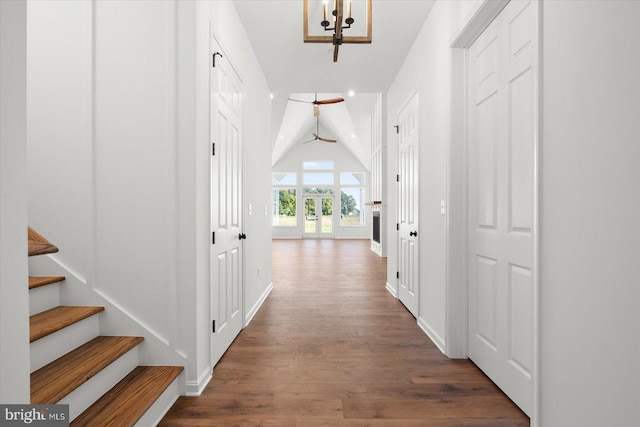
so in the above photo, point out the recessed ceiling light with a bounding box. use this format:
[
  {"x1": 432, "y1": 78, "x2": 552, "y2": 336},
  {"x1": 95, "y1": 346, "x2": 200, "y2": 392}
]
[
  {"x1": 351, "y1": 134, "x2": 356, "y2": 138},
  {"x1": 348, "y1": 90, "x2": 355, "y2": 97},
  {"x1": 270, "y1": 94, "x2": 274, "y2": 99}
]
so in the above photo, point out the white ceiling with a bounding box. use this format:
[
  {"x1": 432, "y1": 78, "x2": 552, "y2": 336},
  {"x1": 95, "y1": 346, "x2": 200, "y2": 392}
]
[{"x1": 232, "y1": 0, "x2": 436, "y2": 165}]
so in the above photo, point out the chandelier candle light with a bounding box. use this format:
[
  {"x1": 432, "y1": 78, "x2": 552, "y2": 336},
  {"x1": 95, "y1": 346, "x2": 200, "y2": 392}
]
[{"x1": 303, "y1": 0, "x2": 372, "y2": 62}]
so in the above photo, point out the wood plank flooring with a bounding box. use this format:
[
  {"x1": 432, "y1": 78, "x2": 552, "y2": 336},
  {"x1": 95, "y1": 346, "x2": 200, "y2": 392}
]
[{"x1": 160, "y1": 239, "x2": 529, "y2": 426}]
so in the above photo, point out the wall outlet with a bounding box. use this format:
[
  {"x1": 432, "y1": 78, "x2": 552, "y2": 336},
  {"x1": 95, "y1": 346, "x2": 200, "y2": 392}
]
[
  {"x1": 248, "y1": 203, "x2": 252, "y2": 216},
  {"x1": 440, "y1": 200, "x2": 446, "y2": 215}
]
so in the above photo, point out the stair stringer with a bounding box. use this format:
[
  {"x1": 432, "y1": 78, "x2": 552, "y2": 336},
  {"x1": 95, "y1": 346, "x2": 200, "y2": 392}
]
[{"x1": 29, "y1": 255, "x2": 187, "y2": 396}]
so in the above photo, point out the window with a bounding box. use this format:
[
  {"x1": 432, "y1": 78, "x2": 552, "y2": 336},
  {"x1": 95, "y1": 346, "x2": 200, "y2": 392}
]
[
  {"x1": 272, "y1": 188, "x2": 297, "y2": 226},
  {"x1": 340, "y1": 172, "x2": 365, "y2": 185},
  {"x1": 272, "y1": 172, "x2": 296, "y2": 186},
  {"x1": 303, "y1": 187, "x2": 334, "y2": 195},
  {"x1": 303, "y1": 173, "x2": 334, "y2": 186},
  {"x1": 340, "y1": 188, "x2": 364, "y2": 226},
  {"x1": 340, "y1": 172, "x2": 365, "y2": 226},
  {"x1": 272, "y1": 172, "x2": 297, "y2": 227},
  {"x1": 303, "y1": 161, "x2": 334, "y2": 170}
]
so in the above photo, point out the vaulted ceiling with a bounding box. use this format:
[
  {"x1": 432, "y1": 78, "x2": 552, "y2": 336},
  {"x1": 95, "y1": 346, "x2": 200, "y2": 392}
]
[{"x1": 232, "y1": 0, "x2": 436, "y2": 166}]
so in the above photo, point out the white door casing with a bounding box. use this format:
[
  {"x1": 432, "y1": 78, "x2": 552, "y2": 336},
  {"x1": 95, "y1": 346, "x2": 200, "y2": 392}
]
[
  {"x1": 467, "y1": 0, "x2": 535, "y2": 416},
  {"x1": 210, "y1": 37, "x2": 244, "y2": 367},
  {"x1": 397, "y1": 93, "x2": 419, "y2": 318}
]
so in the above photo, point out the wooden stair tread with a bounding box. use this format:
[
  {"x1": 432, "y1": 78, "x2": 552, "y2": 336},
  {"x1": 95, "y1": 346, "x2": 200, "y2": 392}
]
[
  {"x1": 29, "y1": 276, "x2": 66, "y2": 289},
  {"x1": 30, "y1": 306, "x2": 104, "y2": 343},
  {"x1": 71, "y1": 365, "x2": 183, "y2": 427},
  {"x1": 31, "y1": 336, "x2": 144, "y2": 404},
  {"x1": 28, "y1": 227, "x2": 59, "y2": 256}
]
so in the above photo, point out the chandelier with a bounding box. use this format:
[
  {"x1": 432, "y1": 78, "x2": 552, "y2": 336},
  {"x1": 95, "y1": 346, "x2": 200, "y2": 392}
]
[{"x1": 303, "y1": 0, "x2": 372, "y2": 62}]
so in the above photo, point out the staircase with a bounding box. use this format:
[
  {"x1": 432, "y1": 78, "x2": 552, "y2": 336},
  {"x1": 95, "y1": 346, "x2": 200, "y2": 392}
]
[{"x1": 28, "y1": 227, "x2": 183, "y2": 426}]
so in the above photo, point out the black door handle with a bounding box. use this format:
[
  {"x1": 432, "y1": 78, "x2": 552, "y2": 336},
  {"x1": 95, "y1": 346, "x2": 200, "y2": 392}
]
[
  {"x1": 239, "y1": 233, "x2": 247, "y2": 240},
  {"x1": 409, "y1": 231, "x2": 417, "y2": 237}
]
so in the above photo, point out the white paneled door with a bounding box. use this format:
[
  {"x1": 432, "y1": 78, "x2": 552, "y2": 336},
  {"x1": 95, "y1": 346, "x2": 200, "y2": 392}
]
[
  {"x1": 397, "y1": 93, "x2": 419, "y2": 318},
  {"x1": 467, "y1": 0, "x2": 536, "y2": 416},
  {"x1": 210, "y1": 38, "x2": 244, "y2": 367},
  {"x1": 303, "y1": 196, "x2": 334, "y2": 238}
]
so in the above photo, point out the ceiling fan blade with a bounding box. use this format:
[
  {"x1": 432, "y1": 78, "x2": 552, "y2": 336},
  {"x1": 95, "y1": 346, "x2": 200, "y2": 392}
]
[
  {"x1": 302, "y1": 137, "x2": 317, "y2": 144},
  {"x1": 316, "y1": 136, "x2": 337, "y2": 143},
  {"x1": 288, "y1": 98, "x2": 312, "y2": 104},
  {"x1": 314, "y1": 105, "x2": 319, "y2": 117},
  {"x1": 313, "y1": 97, "x2": 345, "y2": 105}
]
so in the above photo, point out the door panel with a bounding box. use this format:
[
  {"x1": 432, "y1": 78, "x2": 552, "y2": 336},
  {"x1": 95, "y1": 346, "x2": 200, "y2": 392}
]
[
  {"x1": 304, "y1": 197, "x2": 317, "y2": 236},
  {"x1": 397, "y1": 93, "x2": 419, "y2": 317},
  {"x1": 468, "y1": 0, "x2": 535, "y2": 415},
  {"x1": 320, "y1": 197, "x2": 333, "y2": 235},
  {"x1": 211, "y1": 37, "x2": 244, "y2": 367}
]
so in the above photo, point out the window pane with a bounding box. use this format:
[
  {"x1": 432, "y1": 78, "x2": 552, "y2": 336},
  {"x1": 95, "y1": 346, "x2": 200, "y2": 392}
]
[
  {"x1": 272, "y1": 172, "x2": 296, "y2": 185},
  {"x1": 303, "y1": 172, "x2": 334, "y2": 185},
  {"x1": 303, "y1": 161, "x2": 334, "y2": 170},
  {"x1": 303, "y1": 187, "x2": 334, "y2": 195},
  {"x1": 340, "y1": 188, "x2": 364, "y2": 226},
  {"x1": 272, "y1": 188, "x2": 297, "y2": 226},
  {"x1": 340, "y1": 172, "x2": 365, "y2": 185}
]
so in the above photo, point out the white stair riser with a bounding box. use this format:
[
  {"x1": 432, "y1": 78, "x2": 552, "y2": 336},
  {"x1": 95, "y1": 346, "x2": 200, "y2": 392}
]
[
  {"x1": 29, "y1": 284, "x2": 60, "y2": 316},
  {"x1": 62, "y1": 347, "x2": 140, "y2": 422},
  {"x1": 136, "y1": 372, "x2": 183, "y2": 427},
  {"x1": 30, "y1": 315, "x2": 99, "y2": 373}
]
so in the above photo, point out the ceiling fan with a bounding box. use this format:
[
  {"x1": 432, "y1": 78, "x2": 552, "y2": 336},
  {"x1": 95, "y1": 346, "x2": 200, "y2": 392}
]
[
  {"x1": 302, "y1": 116, "x2": 337, "y2": 144},
  {"x1": 288, "y1": 93, "x2": 345, "y2": 117}
]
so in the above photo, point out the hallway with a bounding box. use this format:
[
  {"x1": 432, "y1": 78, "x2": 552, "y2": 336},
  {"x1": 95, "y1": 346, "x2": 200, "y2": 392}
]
[{"x1": 160, "y1": 239, "x2": 528, "y2": 425}]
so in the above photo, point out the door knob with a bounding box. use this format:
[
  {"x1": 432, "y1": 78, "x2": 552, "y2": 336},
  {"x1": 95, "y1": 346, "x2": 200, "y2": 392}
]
[
  {"x1": 409, "y1": 231, "x2": 418, "y2": 237},
  {"x1": 239, "y1": 233, "x2": 247, "y2": 240}
]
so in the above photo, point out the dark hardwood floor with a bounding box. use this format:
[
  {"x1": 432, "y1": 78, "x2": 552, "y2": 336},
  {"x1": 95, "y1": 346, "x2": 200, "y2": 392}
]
[{"x1": 160, "y1": 239, "x2": 529, "y2": 426}]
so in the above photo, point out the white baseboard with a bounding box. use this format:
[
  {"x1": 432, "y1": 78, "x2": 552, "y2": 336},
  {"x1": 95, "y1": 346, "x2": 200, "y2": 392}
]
[
  {"x1": 418, "y1": 316, "x2": 446, "y2": 355},
  {"x1": 245, "y1": 282, "x2": 273, "y2": 326},
  {"x1": 385, "y1": 282, "x2": 398, "y2": 298},
  {"x1": 186, "y1": 366, "x2": 211, "y2": 397}
]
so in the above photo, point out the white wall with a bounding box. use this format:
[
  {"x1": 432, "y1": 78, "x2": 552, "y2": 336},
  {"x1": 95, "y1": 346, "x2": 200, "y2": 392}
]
[
  {"x1": 27, "y1": 0, "x2": 92, "y2": 280},
  {"x1": 386, "y1": 0, "x2": 481, "y2": 344},
  {"x1": 27, "y1": 0, "x2": 273, "y2": 395},
  {"x1": 0, "y1": 0, "x2": 29, "y2": 403},
  {"x1": 540, "y1": 2, "x2": 640, "y2": 425},
  {"x1": 272, "y1": 137, "x2": 370, "y2": 240}
]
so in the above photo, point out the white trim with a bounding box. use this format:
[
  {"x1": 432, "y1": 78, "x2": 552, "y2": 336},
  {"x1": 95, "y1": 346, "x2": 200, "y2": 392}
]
[
  {"x1": 186, "y1": 366, "x2": 211, "y2": 397},
  {"x1": 385, "y1": 282, "x2": 397, "y2": 298},
  {"x1": 418, "y1": 317, "x2": 446, "y2": 355},
  {"x1": 245, "y1": 282, "x2": 273, "y2": 327},
  {"x1": 531, "y1": 1, "x2": 542, "y2": 425},
  {"x1": 445, "y1": 45, "x2": 469, "y2": 360},
  {"x1": 166, "y1": 0, "x2": 179, "y2": 353},
  {"x1": 450, "y1": 0, "x2": 510, "y2": 48}
]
